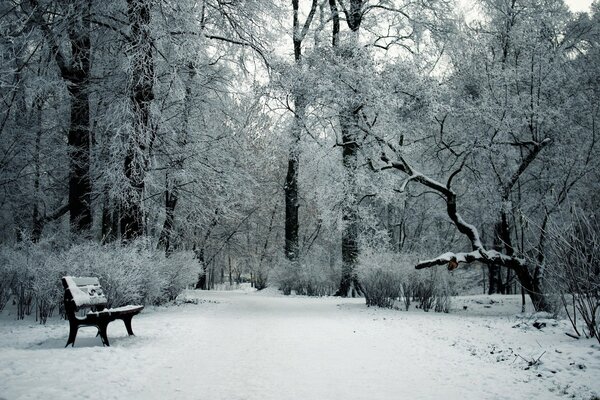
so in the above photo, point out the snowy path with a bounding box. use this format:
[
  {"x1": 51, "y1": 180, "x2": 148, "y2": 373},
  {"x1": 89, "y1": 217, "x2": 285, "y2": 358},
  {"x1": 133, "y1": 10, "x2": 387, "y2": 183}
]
[{"x1": 1, "y1": 291, "x2": 598, "y2": 400}]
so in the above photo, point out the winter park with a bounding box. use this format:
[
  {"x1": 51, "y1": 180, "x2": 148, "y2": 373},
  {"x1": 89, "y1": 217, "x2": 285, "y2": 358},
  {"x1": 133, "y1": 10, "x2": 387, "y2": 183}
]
[{"x1": 1, "y1": 0, "x2": 600, "y2": 399}]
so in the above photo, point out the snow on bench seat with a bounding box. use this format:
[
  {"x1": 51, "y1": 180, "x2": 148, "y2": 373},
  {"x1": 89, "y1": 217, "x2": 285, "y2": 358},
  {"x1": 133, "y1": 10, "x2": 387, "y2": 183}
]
[{"x1": 87, "y1": 305, "x2": 144, "y2": 316}]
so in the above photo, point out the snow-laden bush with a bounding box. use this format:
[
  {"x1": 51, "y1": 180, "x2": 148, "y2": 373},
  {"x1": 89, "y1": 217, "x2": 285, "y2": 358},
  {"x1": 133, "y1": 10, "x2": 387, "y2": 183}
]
[
  {"x1": 271, "y1": 256, "x2": 340, "y2": 296},
  {"x1": 0, "y1": 246, "x2": 22, "y2": 311},
  {"x1": 358, "y1": 251, "x2": 452, "y2": 312},
  {"x1": 358, "y1": 251, "x2": 404, "y2": 308},
  {"x1": 159, "y1": 251, "x2": 198, "y2": 301},
  {"x1": 0, "y1": 239, "x2": 65, "y2": 321},
  {"x1": 0, "y1": 239, "x2": 199, "y2": 323},
  {"x1": 412, "y1": 268, "x2": 452, "y2": 313}
]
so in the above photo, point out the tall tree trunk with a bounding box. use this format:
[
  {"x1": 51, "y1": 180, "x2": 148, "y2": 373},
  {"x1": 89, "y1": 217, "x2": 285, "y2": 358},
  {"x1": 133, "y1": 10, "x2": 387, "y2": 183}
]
[
  {"x1": 31, "y1": 96, "x2": 43, "y2": 242},
  {"x1": 158, "y1": 62, "x2": 194, "y2": 254},
  {"x1": 158, "y1": 175, "x2": 178, "y2": 255},
  {"x1": 333, "y1": 0, "x2": 364, "y2": 297},
  {"x1": 285, "y1": 0, "x2": 317, "y2": 263},
  {"x1": 29, "y1": 0, "x2": 92, "y2": 237},
  {"x1": 66, "y1": 1, "x2": 92, "y2": 235},
  {"x1": 337, "y1": 106, "x2": 363, "y2": 297},
  {"x1": 284, "y1": 99, "x2": 301, "y2": 262},
  {"x1": 122, "y1": 0, "x2": 155, "y2": 241},
  {"x1": 488, "y1": 222, "x2": 504, "y2": 294}
]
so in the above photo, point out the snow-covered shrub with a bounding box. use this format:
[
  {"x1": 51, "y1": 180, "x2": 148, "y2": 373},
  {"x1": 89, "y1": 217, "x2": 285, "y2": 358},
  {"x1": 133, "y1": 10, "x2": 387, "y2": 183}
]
[
  {"x1": 433, "y1": 271, "x2": 452, "y2": 313},
  {"x1": 413, "y1": 273, "x2": 435, "y2": 312},
  {"x1": 254, "y1": 267, "x2": 269, "y2": 291},
  {"x1": 0, "y1": 238, "x2": 65, "y2": 321},
  {"x1": 0, "y1": 239, "x2": 199, "y2": 323},
  {"x1": 29, "y1": 250, "x2": 64, "y2": 323},
  {"x1": 412, "y1": 268, "x2": 452, "y2": 313},
  {"x1": 158, "y1": 251, "x2": 197, "y2": 301},
  {"x1": 401, "y1": 271, "x2": 418, "y2": 311},
  {"x1": 361, "y1": 267, "x2": 402, "y2": 308},
  {"x1": 58, "y1": 241, "x2": 198, "y2": 306},
  {"x1": 0, "y1": 246, "x2": 21, "y2": 311},
  {"x1": 272, "y1": 257, "x2": 339, "y2": 296},
  {"x1": 358, "y1": 250, "x2": 405, "y2": 309},
  {"x1": 83, "y1": 244, "x2": 151, "y2": 306}
]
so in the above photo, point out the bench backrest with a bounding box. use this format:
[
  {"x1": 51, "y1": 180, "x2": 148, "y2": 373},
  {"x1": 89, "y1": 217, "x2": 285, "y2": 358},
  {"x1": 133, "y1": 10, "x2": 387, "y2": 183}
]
[{"x1": 62, "y1": 276, "x2": 108, "y2": 309}]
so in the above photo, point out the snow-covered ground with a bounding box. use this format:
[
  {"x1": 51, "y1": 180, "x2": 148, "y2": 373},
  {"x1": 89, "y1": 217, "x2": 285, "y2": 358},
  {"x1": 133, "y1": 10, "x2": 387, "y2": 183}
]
[{"x1": 1, "y1": 289, "x2": 599, "y2": 400}]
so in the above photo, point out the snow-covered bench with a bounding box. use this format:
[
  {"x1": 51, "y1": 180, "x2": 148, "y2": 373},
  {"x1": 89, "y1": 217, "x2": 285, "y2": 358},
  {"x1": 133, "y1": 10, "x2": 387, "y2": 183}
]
[{"x1": 62, "y1": 276, "x2": 144, "y2": 347}]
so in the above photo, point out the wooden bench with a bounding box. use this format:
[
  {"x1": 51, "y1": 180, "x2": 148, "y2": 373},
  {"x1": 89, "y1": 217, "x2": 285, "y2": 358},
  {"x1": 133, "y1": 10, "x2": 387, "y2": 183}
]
[{"x1": 62, "y1": 276, "x2": 144, "y2": 347}]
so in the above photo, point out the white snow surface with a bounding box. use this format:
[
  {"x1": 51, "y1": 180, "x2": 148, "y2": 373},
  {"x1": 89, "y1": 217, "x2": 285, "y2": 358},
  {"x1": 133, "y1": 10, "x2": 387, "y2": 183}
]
[
  {"x1": 87, "y1": 305, "x2": 143, "y2": 315},
  {"x1": 1, "y1": 290, "x2": 599, "y2": 400}
]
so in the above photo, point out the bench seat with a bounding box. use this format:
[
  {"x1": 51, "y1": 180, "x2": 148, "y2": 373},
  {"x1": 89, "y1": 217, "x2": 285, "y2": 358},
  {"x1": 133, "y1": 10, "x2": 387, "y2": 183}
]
[{"x1": 87, "y1": 305, "x2": 144, "y2": 316}]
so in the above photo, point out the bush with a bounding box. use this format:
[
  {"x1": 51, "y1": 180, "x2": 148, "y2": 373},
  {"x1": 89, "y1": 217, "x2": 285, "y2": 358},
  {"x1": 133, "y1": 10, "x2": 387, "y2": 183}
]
[
  {"x1": 545, "y1": 211, "x2": 600, "y2": 343},
  {"x1": 357, "y1": 251, "x2": 405, "y2": 309},
  {"x1": 0, "y1": 239, "x2": 199, "y2": 323},
  {"x1": 271, "y1": 257, "x2": 340, "y2": 296},
  {"x1": 412, "y1": 268, "x2": 452, "y2": 313},
  {"x1": 361, "y1": 267, "x2": 402, "y2": 308}
]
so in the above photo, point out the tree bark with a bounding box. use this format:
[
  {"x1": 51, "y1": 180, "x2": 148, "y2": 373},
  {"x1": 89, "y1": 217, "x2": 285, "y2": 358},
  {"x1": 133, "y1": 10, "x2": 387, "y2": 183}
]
[
  {"x1": 158, "y1": 62, "x2": 194, "y2": 254},
  {"x1": 67, "y1": 20, "x2": 92, "y2": 235},
  {"x1": 122, "y1": 0, "x2": 155, "y2": 241},
  {"x1": 333, "y1": 0, "x2": 364, "y2": 298},
  {"x1": 30, "y1": 0, "x2": 93, "y2": 236},
  {"x1": 31, "y1": 96, "x2": 43, "y2": 242},
  {"x1": 158, "y1": 175, "x2": 179, "y2": 255},
  {"x1": 285, "y1": 0, "x2": 317, "y2": 263},
  {"x1": 337, "y1": 106, "x2": 363, "y2": 297}
]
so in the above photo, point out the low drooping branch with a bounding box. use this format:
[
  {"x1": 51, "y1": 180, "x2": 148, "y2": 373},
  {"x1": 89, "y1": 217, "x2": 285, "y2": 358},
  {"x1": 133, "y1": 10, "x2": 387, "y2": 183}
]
[
  {"x1": 378, "y1": 135, "x2": 552, "y2": 271},
  {"x1": 415, "y1": 249, "x2": 526, "y2": 271},
  {"x1": 376, "y1": 135, "x2": 551, "y2": 311},
  {"x1": 383, "y1": 156, "x2": 482, "y2": 252}
]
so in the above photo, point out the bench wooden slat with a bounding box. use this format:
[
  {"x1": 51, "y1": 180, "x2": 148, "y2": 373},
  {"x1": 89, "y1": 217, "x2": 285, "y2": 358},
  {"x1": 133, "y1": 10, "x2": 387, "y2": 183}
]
[
  {"x1": 63, "y1": 276, "x2": 108, "y2": 308},
  {"x1": 70, "y1": 277, "x2": 101, "y2": 286}
]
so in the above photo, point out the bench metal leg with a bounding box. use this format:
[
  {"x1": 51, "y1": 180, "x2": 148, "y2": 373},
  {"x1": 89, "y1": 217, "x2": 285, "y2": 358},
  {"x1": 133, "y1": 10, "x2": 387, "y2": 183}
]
[
  {"x1": 122, "y1": 315, "x2": 135, "y2": 336},
  {"x1": 98, "y1": 321, "x2": 110, "y2": 347},
  {"x1": 65, "y1": 322, "x2": 78, "y2": 347}
]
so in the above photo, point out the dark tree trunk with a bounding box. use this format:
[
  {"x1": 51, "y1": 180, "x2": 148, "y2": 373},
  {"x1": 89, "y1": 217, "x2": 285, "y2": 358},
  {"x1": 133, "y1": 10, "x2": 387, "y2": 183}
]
[
  {"x1": 195, "y1": 247, "x2": 208, "y2": 290},
  {"x1": 512, "y1": 263, "x2": 550, "y2": 311},
  {"x1": 285, "y1": 0, "x2": 317, "y2": 263},
  {"x1": 67, "y1": 77, "x2": 92, "y2": 234},
  {"x1": 157, "y1": 62, "x2": 194, "y2": 254},
  {"x1": 122, "y1": 0, "x2": 155, "y2": 241},
  {"x1": 332, "y1": 0, "x2": 364, "y2": 298},
  {"x1": 31, "y1": 97, "x2": 43, "y2": 242},
  {"x1": 488, "y1": 222, "x2": 504, "y2": 294},
  {"x1": 194, "y1": 210, "x2": 220, "y2": 289},
  {"x1": 28, "y1": 0, "x2": 92, "y2": 236},
  {"x1": 158, "y1": 176, "x2": 178, "y2": 255},
  {"x1": 101, "y1": 187, "x2": 119, "y2": 243},
  {"x1": 336, "y1": 105, "x2": 363, "y2": 298},
  {"x1": 66, "y1": 1, "x2": 93, "y2": 235},
  {"x1": 284, "y1": 97, "x2": 303, "y2": 262}
]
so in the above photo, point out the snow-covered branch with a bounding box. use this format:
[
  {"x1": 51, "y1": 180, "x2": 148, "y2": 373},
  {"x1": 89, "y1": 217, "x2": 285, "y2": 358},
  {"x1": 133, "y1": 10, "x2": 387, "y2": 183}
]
[
  {"x1": 379, "y1": 149, "x2": 482, "y2": 252},
  {"x1": 415, "y1": 249, "x2": 526, "y2": 271}
]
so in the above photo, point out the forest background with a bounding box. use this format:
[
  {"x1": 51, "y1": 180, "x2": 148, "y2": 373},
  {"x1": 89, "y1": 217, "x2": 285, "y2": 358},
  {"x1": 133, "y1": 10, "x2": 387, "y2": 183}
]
[{"x1": 0, "y1": 0, "x2": 598, "y2": 335}]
